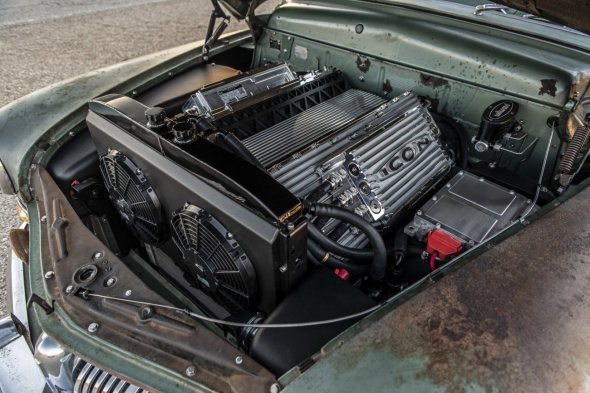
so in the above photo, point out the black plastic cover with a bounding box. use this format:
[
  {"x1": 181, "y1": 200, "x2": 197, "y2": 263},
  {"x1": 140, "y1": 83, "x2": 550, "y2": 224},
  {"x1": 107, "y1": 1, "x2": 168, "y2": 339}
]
[{"x1": 249, "y1": 268, "x2": 376, "y2": 376}]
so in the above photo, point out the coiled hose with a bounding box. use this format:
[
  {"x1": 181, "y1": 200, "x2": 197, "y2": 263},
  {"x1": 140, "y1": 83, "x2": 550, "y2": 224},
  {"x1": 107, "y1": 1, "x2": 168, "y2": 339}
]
[{"x1": 307, "y1": 203, "x2": 387, "y2": 282}]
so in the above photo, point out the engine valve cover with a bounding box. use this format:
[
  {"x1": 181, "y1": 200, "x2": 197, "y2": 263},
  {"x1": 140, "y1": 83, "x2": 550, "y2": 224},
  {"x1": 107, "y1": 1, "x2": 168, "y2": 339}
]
[{"x1": 268, "y1": 91, "x2": 453, "y2": 235}]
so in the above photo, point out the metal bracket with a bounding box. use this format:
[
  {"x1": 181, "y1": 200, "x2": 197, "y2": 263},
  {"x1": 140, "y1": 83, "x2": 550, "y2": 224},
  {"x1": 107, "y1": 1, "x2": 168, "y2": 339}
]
[
  {"x1": 474, "y1": 3, "x2": 509, "y2": 15},
  {"x1": 27, "y1": 294, "x2": 55, "y2": 315}
]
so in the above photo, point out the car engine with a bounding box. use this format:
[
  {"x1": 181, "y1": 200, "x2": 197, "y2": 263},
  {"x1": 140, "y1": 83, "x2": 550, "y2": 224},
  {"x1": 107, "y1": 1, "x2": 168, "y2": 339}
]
[{"x1": 84, "y1": 62, "x2": 532, "y2": 375}]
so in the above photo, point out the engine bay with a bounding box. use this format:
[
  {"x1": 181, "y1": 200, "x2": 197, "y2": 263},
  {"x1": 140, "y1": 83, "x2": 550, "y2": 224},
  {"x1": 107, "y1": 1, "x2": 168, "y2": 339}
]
[{"x1": 60, "y1": 58, "x2": 555, "y2": 376}]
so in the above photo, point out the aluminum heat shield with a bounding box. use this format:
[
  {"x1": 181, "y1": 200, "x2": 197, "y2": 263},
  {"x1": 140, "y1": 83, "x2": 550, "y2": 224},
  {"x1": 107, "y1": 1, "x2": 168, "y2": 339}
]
[
  {"x1": 269, "y1": 91, "x2": 453, "y2": 226},
  {"x1": 405, "y1": 171, "x2": 531, "y2": 244}
]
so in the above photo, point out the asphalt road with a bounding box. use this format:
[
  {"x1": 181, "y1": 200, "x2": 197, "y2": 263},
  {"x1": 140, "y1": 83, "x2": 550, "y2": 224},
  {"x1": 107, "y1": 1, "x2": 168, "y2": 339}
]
[{"x1": 0, "y1": 0, "x2": 278, "y2": 316}]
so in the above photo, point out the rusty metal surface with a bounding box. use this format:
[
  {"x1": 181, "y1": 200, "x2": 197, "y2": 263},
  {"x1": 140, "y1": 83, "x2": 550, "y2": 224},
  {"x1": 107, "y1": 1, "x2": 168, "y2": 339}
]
[
  {"x1": 31, "y1": 166, "x2": 276, "y2": 393},
  {"x1": 284, "y1": 185, "x2": 590, "y2": 393}
]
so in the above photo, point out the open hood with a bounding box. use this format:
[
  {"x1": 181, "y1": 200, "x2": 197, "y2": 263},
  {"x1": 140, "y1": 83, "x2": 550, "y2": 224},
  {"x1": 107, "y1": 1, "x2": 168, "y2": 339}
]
[
  {"x1": 217, "y1": 0, "x2": 268, "y2": 20},
  {"x1": 495, "y1": 0, "x2": 590, "y2": 35},
  {"x1": 218, "y1": 0, "x2": 590, "y2": 35}
]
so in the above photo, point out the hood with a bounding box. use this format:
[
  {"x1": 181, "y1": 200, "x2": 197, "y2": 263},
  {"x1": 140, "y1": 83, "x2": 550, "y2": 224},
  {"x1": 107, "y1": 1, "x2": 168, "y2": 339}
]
[
  {"x1": 219, "y1": 0, "x2": 590, "y2": 35},
  {"x1": 218, "y1": 0, "x2": 268, "y2": 20},
  {"x1": 495, "y1": 0, "x2": 590, "y2": 35}
]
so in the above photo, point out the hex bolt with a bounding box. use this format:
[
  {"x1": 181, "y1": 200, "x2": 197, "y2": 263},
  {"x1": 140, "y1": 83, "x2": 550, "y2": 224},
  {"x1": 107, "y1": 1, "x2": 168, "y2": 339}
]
[
  {"x1": 92, "y1": 251, "x2": 104, "y2": 260},
  {"x1": 125, "y1": 290, "x2": 133, "y2": 297},
  {"x1": 235, "y1": 356, "x2": 243, "y2": 365},
  {"x1": 65, "y1": 285, "x2": 74, "y2": 294},
  {"x1": 270, "y1": 383, "x2": 281, "y2": 393},
  {"x1": 185, "y1": 366, "x2": 196, "y2": 377},
  {"x1": 88, "y1": 322, "x2": 99, "y2": 333},
  {"x1": 140, "y1": 306, "x2": 154, "y2": 320},
  {"x1": 44, "y1": 271, "x2": 55, "y2": 279}
]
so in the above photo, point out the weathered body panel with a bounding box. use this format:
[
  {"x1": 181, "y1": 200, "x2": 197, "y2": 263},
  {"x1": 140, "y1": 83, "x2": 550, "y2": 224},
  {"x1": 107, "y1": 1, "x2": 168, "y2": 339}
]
[{"x1": 283, "y1": 183, "x2": 590, "y2": 393}]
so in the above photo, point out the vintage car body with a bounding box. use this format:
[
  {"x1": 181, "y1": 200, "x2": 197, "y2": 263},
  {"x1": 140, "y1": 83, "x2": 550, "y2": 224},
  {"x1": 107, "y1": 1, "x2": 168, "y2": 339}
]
[{"x1": 1, "y1": 1, "x2": 590, "y2": 392}]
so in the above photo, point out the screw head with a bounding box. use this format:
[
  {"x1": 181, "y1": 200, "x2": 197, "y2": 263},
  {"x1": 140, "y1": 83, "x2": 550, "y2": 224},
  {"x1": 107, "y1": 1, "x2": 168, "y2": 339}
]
[
  {"x1": 287, "y1": 222, "x2": 295, "y2": 231},
  {"x1": 40, "y1": 215, "x2": 47, "y2": 222},
  {"x1": 185, "y1": 366, "x2": 196, "y2": 377},
  {"x1": 44, "y1": 271, "x2": 55, "y2": 279},
  {"x1": 235, "y1": 356, "x2": 243, "y2": 365},
  {"x1": 105, "y1": 277, "x2": 116, "y2": 287},
  {"x1": 65, "y1": 285, "x2": 74, "y2": 294},
  {"x1": 125, "y1": 290, "x2": 133, "y2": 297},
  {"x1": 88, "y1": 322, "x2": 99, "y2": 333},
  {"x1": 92, "y1": 251, "x2": 103, "y2": 260},
  {"x1": 226, "y1": 232, "x2": 234, "y2": 240},
  {"x1": 279, "y1": 264, "x2": 288, "y2": 273}
]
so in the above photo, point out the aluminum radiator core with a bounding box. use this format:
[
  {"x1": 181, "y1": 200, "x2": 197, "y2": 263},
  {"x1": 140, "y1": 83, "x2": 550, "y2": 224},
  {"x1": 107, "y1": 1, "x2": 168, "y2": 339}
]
[{"x1": 266, "y1": 91, "x2": 453, "y2": 227}]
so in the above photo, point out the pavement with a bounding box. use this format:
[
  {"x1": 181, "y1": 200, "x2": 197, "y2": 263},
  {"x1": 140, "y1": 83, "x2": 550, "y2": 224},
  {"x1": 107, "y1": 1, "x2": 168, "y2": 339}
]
[{"x1": 0, "y1": 0, "x2": 278, "y2": 316}]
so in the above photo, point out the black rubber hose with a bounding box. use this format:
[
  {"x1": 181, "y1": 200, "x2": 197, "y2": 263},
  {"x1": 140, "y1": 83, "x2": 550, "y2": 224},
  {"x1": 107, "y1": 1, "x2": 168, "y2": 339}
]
[
  {"x1": 432, "y1": 113, "x2": 468, "y2": 169},
  {"x1": 215, "y1": 132, "x2": 266, "y2": 171},
  {"x1": 307, "y1": 203, "x2": 387, "y2": 282},
  {"x1": 308, "y1": 240, "x2": 370, "y2": 275}
]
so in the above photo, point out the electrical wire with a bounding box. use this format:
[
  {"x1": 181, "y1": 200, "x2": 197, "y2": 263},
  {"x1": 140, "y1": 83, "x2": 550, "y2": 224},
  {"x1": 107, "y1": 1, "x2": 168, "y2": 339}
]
[{"x1": 86, "y1": 293, "x2": 384, "y2": 328}]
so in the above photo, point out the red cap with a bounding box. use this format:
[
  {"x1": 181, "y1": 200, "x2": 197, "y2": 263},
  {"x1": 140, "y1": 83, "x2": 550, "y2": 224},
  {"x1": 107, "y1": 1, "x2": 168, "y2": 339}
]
[
  {"x1": 426, "y1": 229, "x2": 463, "y2": 261},
  {"x1": 334, "y1": 268, "x2": 350, "y2": 281}
]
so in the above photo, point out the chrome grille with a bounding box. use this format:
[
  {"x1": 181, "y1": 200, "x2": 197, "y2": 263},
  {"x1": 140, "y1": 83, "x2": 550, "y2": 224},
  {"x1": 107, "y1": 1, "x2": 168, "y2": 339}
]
[{"x1": 73, "y1": 359, "x2": 148, "y2": 393}]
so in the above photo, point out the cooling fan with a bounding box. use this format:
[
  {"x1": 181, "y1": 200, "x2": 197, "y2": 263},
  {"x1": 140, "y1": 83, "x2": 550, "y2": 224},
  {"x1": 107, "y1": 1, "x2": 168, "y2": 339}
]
[
  {"x1": 171, "y1": 203, "x2": 257, "y2": 312},
  {"x1": 99, "y1": 149, "x2": 167, "y2": 244}
]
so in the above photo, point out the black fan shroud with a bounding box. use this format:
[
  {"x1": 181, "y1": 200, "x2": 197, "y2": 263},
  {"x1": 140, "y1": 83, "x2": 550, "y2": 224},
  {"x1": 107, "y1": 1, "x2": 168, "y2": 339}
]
[
  {"x1": 171, "y1": 203, "x2": 258, "y2": 313},
  {"x1": 99, "y1": 150, "x2": 167, "y2": 244}
]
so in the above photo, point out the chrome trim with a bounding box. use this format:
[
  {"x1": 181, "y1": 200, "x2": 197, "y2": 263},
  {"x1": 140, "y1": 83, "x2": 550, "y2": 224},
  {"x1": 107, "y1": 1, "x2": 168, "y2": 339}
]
[
  {"x1": 34, "y1": 332, "x2": 75, "y2": 392},
  {"x1": 0, "y1": 159, "x2": 15, "y2": 194},
  {"x1": 9, "y1": 224, "x2": 29, "y2": 330},
  {"x1": 73, "y1": 359, "x2": 148, "y2": 393},
  {"x1": 0, "y1": 317, "x2": 47, "y2": 393}
]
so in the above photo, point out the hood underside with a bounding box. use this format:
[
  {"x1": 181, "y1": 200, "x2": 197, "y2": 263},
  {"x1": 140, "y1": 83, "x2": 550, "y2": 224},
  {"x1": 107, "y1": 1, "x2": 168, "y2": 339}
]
[
  {"x1": 495, "y1": 0, "x2": 590, "y2": 35},
  {"x1": 221, "y1": 0, "x2": 590, "y2": 36}
]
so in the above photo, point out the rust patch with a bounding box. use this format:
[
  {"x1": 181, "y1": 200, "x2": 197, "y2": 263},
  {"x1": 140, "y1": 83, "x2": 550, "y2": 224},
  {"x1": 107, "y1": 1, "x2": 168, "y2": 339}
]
[
  {"x1": 382, "y1": 79, "x2": 393, "y2": 94},
  {"x1": 538, "y1": 79, "x2": 557, "y2": 97},
  {"x1": 302, "y1": 185, "x2": 590, "y2": 393},
  {"x1": 420, "y1": 73, "x2": 449, "y2": 88},
  {"x1": 356, "y1": 55, "x2": 371, "y2": 73}
]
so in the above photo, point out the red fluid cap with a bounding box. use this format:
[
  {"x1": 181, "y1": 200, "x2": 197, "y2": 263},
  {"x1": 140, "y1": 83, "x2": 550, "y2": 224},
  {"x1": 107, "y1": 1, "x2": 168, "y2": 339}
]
[
  {"x1": 334, "y1": 268, "x2": 350, "y2": 281},
  {"x1": 426, "y1": 229, "x2": 463, "y2": 261}
]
